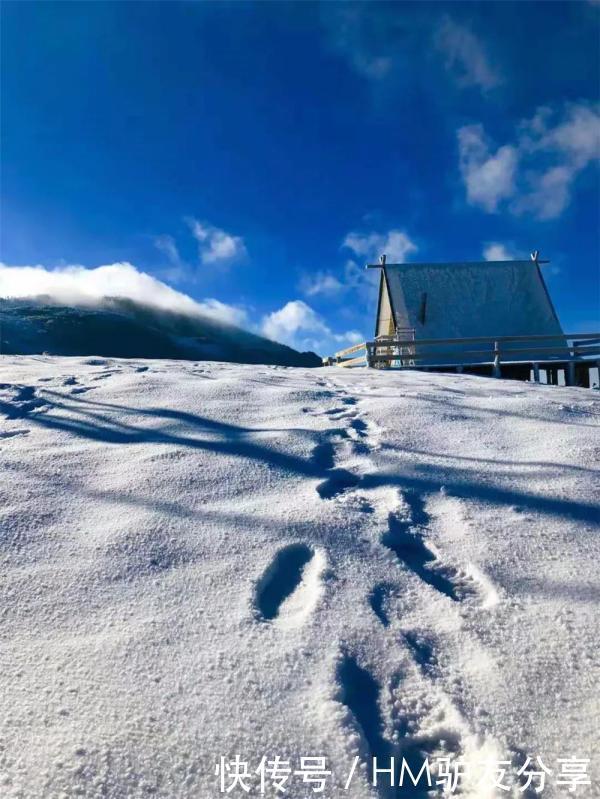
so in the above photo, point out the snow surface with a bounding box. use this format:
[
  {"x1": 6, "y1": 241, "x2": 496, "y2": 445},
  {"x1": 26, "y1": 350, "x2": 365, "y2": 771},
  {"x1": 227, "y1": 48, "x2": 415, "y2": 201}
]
[{"x1": 0, "y1": 356, "x2": 598, "y2": 798}]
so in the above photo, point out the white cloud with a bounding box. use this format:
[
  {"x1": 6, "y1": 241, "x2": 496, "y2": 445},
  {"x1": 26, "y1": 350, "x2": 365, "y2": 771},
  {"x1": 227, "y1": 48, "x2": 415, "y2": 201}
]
[
  {"x1": 514, "y1": 165, "x2": 574, "y2": 220},
  {"x1": 153, "y1": 234, "x2": 181, "y2": 266},
  {"x1": 261, "y1": 300, "x2": 362, "y2": 355},
  {"x1": 299, "y1": 228, "x2": 416, "y2": 305},
  {"x1": 320, "y1": 4, "x2": 394, "y2": 81},
  {"x1": 299, "y1": 260, "x2": 379, "y2": 307},
  {"x1": 0, "y1": 262, "x2": 248, "y2": 327},
  {"x1": 186, "y1": 218, "x2": 247, "y2": 265},
  {"x1": 342, "y1": 229, "x2": 418, "y2": 263},
  {"x1": 321, "y1": 6, "x2": 503, "y2": 98},
  {"x1": 457, "y1": 125, "x2": 518, "y2": 212},
  {"x1": 483, "y1": 242, "x2": 515, "y2": 261},
  {"x1": 153, "y1": 234, "x2": 190, "y2": 284},
  {"x1": 300, "y1": 271, "x2": 345, "y2": 297},
  {"x1": 434, "y1": 16, "x2": 502, "y2": 91},
  {"x1": 458, "y1": 102, "x2": 600, "y2": 219},
  {"x1": 514, "y1": 103, "x2": 600, "y2": 218},
  {"x1": 261, "y1": 301, "x2": 329, "y2": 345}
]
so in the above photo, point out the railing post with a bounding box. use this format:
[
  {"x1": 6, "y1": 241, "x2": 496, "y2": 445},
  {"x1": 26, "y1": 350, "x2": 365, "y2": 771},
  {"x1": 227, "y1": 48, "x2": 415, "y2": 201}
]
[{"x1": 493, "y1": 341, "x2": 501, "y2": 378}]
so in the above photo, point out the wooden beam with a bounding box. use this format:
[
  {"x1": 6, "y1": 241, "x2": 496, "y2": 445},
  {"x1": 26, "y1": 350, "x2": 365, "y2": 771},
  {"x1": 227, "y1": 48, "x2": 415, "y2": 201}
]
[
  {"x1": 335, "y1": 341, "x2": 367, "y2": 358},
  {"x1": 336, "y1": 355, "x2": 367, "y2": 368}
]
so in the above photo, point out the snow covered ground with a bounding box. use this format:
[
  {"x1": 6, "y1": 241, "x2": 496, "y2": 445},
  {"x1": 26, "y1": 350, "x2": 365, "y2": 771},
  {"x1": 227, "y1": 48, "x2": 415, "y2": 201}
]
[{"x1": 0, "y1": 356, "x2": 598, "y2": 798}]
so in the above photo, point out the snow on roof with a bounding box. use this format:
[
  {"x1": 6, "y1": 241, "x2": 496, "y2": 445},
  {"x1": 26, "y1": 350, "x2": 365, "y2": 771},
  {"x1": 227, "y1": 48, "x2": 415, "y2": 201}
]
[{"x1": 380, "y1": 260, "x2": 563, "y2": 340}]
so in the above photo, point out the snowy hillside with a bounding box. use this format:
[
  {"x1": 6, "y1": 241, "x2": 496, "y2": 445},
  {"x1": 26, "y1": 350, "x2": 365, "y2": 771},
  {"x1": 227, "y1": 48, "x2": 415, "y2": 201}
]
[
  {"x1": 0, "y1": 356, "x2": 598, "y2": 798},
  {"x1": 0, "y1": 299, "x2": 321, "y2": 367}
]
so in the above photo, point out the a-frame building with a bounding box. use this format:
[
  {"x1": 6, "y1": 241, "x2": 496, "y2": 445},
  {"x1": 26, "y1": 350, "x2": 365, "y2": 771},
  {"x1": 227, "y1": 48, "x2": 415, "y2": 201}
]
[{"x1": 374, "y1": 258, "x2": 563, "y2": 342}]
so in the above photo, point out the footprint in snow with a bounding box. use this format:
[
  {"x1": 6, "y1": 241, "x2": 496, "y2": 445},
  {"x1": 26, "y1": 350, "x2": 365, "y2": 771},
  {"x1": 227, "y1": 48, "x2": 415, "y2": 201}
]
[
  {"x1": 316, "y1": 468, "x2": 361, "y2": 500},
  {"x1": 369, "y1": 583, "x2": 399, "y2": 628},
  {"x1": 382, "y1": 509, "x2": 461, "y2": 603},
  {"x1": 0, "y1": 429, "x2": 30, "y2": 440},
  {"x1": 349, "y1": 417, "x2": 369, "y2": 438},
  {"x1": 254, "y1": 543, "x2": 325, "y2": 628},
  {"x1": 92, "y1": 371, "x2": 119, "y2": 381},
  {"x1": 336, "y1": 656, "x2": 436, "y2": 797},
  {"x1": 311, "y1": 441, "x2": 336, "y2": 471},
  {"x1": 402, "y1": 630, "x2": 438, "y2": 677}
]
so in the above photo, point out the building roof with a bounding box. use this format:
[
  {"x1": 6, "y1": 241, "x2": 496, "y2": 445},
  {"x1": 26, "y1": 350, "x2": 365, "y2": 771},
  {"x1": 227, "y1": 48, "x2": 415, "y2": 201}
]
[{"x1": 377, "y1": 259, "x2": 563, "y2": 341}]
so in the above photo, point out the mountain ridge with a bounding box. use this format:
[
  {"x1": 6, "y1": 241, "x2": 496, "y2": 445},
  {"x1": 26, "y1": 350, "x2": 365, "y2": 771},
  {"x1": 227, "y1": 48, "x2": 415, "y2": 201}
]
[{"x1": 0, "y1": 296, "x2": 321, "y2": 367}]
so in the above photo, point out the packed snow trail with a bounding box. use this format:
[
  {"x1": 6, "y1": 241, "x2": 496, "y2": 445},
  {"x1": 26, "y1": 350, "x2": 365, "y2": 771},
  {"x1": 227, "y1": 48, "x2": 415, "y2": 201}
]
[{"x1": 0, "y1": 356, "x2": 598, "y2": 798}]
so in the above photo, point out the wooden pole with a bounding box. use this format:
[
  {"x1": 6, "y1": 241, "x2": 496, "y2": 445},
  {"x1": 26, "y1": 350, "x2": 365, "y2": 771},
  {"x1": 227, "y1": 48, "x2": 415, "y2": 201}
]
[{"x1": 493, "y1": 341, "x2": 501, "y2": 378}]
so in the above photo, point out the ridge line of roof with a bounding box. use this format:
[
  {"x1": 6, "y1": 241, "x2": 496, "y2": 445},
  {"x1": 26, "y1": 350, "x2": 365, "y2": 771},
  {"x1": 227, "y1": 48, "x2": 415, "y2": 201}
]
[{"x1": 379, "y1": 260, "x2": 533, "y2": 268}]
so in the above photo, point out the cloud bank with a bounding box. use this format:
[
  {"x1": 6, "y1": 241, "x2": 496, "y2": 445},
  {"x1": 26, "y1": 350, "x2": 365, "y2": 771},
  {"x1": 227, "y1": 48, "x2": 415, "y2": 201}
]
[
  {"x1": 0, "y1": 263, "x2": 362, "y2": 355},
  {"x1": 0, "y1": 263, "x2": 248, "y2": 327}
]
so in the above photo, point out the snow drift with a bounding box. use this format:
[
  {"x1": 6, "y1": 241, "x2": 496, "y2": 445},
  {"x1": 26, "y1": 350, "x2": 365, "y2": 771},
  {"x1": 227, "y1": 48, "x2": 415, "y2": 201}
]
[{"x1": 0, "y1": 356, "x2": 597, "y2": 798}]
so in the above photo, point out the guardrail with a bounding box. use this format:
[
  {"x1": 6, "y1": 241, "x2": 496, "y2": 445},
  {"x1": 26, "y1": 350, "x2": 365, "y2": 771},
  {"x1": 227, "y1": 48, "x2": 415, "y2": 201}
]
[{"x1": 326, "y1": 332, "x2": 600, "y2": 386}]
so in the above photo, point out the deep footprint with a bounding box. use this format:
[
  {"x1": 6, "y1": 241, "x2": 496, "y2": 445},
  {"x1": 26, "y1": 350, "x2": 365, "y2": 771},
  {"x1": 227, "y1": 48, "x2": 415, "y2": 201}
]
[
  {"x1": 255, "y1": 543, "x2": 314, "y2": 621},
  {"x1": 382, "y1": 509, "x2": 460, "y2": 602},
  {"x1": 337, "y1": 658, "x2": 433, "y2": 798},
  {"x1": 337, "y1": 656, "x2": 392, "y2": 791},
  {"x1": 369, "y1": 583, "x2": 396, "y2": 628},
  {"x1": 350, "y1": 417, "x2": 368, "y2": 437},
  {"x1": 311, "y1": 441, "x2": 336, "y2": 471},
  {"x1": 317, "y1": 469, "x2": 360, "y2": 500},
  {"x1": 403, "y1": 631, "x2": 437, "y2": 676}
]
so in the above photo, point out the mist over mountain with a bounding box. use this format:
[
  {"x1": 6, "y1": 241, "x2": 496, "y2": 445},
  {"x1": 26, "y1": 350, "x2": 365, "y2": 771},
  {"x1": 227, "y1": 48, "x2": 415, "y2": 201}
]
[{"x1": 0, "y1": 297, "x2": 321, "y2": 367}]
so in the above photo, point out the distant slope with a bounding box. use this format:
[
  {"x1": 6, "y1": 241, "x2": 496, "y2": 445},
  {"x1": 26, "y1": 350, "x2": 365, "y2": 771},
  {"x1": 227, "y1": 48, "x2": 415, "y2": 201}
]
[{"x1": 0, "y1": 297, "x2": 321, "y2": 366}]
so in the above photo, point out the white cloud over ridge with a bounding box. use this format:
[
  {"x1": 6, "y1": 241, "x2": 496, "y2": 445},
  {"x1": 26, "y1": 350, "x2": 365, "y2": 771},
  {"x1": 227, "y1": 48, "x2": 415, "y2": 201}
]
[
  {"x1": 0, "y1": 263, "x2": 248, "y2": 327},
  {"x1": 0, "y1": 263, "x2": 362, "y2": 355},
  {"x1": 186, "y1": 218, "x2": 247, "y2": 265},
  {"x1": 458, "y1": 102, "x2": 600, "y2": 219}
]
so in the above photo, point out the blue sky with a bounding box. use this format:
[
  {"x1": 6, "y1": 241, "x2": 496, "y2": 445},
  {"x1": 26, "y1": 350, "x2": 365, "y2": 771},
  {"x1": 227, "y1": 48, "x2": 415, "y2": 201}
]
[{"x1": 1, "y1": 1, "x2": 599, "y2": 354}]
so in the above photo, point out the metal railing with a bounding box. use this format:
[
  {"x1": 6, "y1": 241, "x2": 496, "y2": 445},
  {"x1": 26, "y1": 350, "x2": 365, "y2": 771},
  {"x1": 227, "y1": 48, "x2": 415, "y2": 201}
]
[{"x1": 327, "y1": 333, "x2": 600, "y2": 384}]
